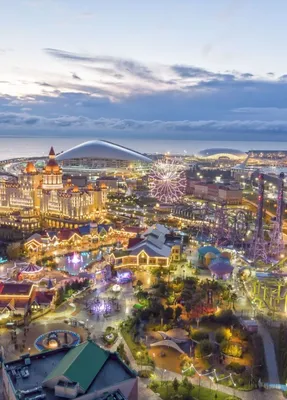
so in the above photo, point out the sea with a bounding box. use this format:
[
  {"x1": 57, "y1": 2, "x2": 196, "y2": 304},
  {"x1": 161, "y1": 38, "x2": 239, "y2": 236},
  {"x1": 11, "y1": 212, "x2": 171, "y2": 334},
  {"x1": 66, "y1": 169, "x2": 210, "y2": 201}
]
[{"x1": 1, "y1": 136, "x2": 287, "y2": 160}]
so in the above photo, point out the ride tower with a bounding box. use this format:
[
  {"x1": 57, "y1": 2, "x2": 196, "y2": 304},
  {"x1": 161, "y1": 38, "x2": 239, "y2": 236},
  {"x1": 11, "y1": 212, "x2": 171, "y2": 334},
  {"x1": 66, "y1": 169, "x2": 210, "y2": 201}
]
[
  {"x1": 248, "y1": 173, "x2": 268, "y2": 262},
  {"x1": 269, "y1": 172, "x2": 285, "y2": 259},
  {"x1": 211, "y1": 202, "x2": 229, "y2": 246}
]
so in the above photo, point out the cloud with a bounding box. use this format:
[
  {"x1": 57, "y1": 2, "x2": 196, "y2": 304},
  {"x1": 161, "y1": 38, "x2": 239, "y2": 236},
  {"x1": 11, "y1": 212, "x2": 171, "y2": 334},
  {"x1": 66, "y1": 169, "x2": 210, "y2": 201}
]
[
  {"x1": 241, "y1": 73, "x2": 253, "y2": 79},
  {"x1": 3, "y1": 51, "x2": 287, "y2": 139},
  {"x1": 171, "y1": 64, "x2": 235, "y2": 81},
  {"x1": 44, "y1": 48, "x2": 162, "y2": 83},
  {"x1": 0, "y1": 48, "x2": 13, "y2": 54},
  {"x1": 35, "y1": 81, "x2": 54, "y2": 88},
  {"x1": 72, "y1": 72, "x2": 81, "y2": 80},
  {"x1": 1, "y1": 111, "x2": 287, "y2": 139}
]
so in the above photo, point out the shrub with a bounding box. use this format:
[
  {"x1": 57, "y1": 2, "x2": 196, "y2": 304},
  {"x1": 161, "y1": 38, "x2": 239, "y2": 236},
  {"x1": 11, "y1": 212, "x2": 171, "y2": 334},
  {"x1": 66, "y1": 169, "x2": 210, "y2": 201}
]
[
  {"x1": 195, "y1": 339, "x2": 212, "y2": 357},
  {"x1": 138, "y1": 370, "x2": 152, "y2": 378},
  {"x1": 220, "y1": 341, "x2": 243, "y2": 358},
  {"x1": 190, "y1": 328, "x2": 208, "y2": 341},
  {"x1": 213, "y1": 309, "x2": 237, "y2": 325},
  {"x1": 215, "y1": 327, "x2": 232, "y2": 343},
  {"x1": 149, "y1": 380, "x2": 159, "y2": 391},
  {"x1": 232, "y1": 328, "x2": 248, "y2": 341},
  {"x1": 226, "y1": 362, "x2": 246, "y2": 374}
]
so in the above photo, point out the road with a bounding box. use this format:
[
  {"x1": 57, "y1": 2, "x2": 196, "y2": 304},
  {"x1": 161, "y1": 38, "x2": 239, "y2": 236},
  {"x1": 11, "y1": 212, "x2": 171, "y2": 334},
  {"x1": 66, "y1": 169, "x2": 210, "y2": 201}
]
[{"x1": 258, "y1": 321, "x2": 280, "y2": 385}]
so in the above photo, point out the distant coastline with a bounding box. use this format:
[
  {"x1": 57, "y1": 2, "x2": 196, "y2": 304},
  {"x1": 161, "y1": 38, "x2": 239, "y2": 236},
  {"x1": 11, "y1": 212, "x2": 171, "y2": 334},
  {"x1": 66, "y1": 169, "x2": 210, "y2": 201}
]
[{"x1": 1, "y1": 136, "x2": 287, "y2": 160}]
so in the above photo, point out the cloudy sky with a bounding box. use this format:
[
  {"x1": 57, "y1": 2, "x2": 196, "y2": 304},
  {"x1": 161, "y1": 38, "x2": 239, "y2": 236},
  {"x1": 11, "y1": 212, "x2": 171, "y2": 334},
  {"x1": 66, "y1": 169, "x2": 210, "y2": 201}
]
[{"x1": 1, "y1": 0, "x2": 287, "y2": 141}]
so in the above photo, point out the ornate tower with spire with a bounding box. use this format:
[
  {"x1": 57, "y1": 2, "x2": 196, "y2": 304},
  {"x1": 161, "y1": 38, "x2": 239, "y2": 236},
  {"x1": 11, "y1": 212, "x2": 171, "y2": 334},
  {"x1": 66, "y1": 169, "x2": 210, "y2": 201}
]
[{"x1": 42, "y1": 147, "x2": 63, "y2": 190}]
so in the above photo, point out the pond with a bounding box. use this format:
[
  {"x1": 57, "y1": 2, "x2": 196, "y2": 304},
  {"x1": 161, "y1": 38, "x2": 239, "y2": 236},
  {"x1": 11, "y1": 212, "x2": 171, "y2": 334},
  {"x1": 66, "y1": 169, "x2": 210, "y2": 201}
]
[{"x1": 57, "y1": 251, "x2": 98, "y2": 275}]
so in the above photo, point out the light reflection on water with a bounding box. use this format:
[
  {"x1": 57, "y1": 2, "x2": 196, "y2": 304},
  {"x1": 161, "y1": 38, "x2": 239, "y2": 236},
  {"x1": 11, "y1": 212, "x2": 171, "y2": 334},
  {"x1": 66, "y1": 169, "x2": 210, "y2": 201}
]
[{"x1": 57, "y1": 252, "x2": 95, "y2": 275}]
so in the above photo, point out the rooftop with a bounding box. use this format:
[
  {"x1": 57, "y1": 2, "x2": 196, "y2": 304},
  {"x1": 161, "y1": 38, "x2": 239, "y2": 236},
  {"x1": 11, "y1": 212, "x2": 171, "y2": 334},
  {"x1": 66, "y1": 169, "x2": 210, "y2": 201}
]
[
  {"x1": 4, "y1": 341, "x2": 136, "y2": 400},
  {"x1": 56, "y1": 140, "x2": 152, "y2": 163},
  {"x1": 0, "y1": 282, "x2": 34, "y2": 296}
]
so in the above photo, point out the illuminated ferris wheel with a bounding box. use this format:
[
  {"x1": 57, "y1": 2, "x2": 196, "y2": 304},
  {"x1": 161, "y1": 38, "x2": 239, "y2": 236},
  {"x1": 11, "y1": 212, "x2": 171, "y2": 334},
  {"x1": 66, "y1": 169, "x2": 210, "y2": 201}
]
[{"x1": 149, "y1": 158, "x2": 186, "y2": 203}]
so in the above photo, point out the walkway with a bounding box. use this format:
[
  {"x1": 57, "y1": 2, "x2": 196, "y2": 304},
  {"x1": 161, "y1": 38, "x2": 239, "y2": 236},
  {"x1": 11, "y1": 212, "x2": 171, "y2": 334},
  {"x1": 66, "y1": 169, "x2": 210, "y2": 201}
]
[
  {"x1": 117, "y1": 333, "x2": 285, "y2": 399},
  {"x1": 157, "y1": 368, "x2": 284, "y2": 400},
  {"x1": 258, "y1": 321, "x2": 280, "y2": 385}
]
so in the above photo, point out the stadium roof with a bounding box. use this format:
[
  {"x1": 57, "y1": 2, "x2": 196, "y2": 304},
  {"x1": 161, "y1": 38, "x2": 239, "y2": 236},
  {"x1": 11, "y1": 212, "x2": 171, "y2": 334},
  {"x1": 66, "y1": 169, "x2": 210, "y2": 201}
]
[
  {"x1": 198, "y1": 148, "x2": 246, "y2": 159},
  {"x1": 56, "y1": 140, "x2": 152, "y2": 163}
]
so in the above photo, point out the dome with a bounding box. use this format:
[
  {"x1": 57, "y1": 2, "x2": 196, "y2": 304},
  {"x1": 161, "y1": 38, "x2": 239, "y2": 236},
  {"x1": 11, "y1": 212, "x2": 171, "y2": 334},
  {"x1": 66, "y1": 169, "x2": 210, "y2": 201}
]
[
  {"x1": 56, "y1": 140, "x2": 152, "y2": 163},
  {"x1": 24, "y1": 162, "x2": 37, "y2": 174},
  {"x1": 198, "y1": 246, "x2": 221, "y2": 256},
  {"x1": 221, "y1": 251, "x2": 232, "y2": 259},
  {"x1": 87, "y1": 183, "x2": 93, "y2": 190},
  {"x1": 44, "y1": 159, "x2": 61, "y2": 173},
  {"x1": 20, "y1": 263, "x2": 43, "y2": 274},
  {"x1": 209, "y1": 261, "x2": 234, "y2": 276},
  {"x1": 204, "y1": 252, "x2": 217, "y2": 259},
  {"x1": 197, "y1": 148, "x2": 246, "y2": 161},
  {"x1": 72, "y1": 185, "x2": 79, "y2": 193}
]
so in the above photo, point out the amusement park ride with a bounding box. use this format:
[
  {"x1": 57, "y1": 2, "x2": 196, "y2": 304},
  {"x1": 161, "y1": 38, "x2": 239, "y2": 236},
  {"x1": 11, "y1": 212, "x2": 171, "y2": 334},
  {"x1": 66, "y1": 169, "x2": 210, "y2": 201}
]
[
  {"x1": 248, "y1": 173, "x2": 268, "y2": 263},
  {"x1": 174, "y1": 171, "x2": 286, "y2": 263}
]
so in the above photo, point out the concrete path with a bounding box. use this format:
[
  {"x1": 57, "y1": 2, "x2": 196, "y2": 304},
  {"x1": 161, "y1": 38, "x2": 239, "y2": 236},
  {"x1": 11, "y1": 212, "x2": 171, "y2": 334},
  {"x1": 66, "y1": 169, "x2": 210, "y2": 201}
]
[
  {"x1": 258, "y1": 321, "x2": 280, "y2": 385},
  {"x1": 117, "y1": 333, "x2": 285, "y2": 399}
]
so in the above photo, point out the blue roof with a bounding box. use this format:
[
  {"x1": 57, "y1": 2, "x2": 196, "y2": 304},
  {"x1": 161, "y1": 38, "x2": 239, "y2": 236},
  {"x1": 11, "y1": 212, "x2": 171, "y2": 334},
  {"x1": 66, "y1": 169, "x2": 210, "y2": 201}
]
[
  {"x1": 98, "y1": 224, "x2": 113, "y2": 233},
  {"x1": 78, "y1": 225, "x2": 91, "y2": 236},
  {"x1": 198, "y1": 246, "x2": 221, "y2": 256}
]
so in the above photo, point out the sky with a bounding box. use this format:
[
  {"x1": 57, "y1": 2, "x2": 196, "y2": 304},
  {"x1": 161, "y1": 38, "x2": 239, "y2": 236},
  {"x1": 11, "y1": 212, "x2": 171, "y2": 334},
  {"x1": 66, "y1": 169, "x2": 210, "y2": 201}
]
[{"x1": 1, "y1": 0, "x2": 287, "y2": 141}]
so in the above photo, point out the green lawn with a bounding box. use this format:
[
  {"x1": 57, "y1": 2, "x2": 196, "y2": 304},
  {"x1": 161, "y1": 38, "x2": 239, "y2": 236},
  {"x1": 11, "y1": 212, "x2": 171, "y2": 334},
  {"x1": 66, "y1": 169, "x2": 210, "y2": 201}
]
[
  {"x1": 150, "y1": 380, "x2": 240, "y2": 400},
  {"x1": 121, "y1": 328, "x2": 152, "y2": 366}
]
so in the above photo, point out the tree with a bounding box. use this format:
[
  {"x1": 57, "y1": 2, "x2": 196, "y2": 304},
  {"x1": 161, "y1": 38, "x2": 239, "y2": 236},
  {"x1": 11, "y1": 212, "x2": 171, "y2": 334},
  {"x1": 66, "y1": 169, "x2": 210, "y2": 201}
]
[
  {"x1": 172, "y1": 377, "x2": 179, "y2": 392},
  {"x1": 182, "y1": 377, "x2": 194, "y2": 396},
  {"x1": 185, "y1": 300, "x2": 193, "y2": 314},
  {"x1": 198, "y1": 339, "x2": 213, "y2": 357},
  {"x1": 220, "y1": 340, "x2": 242, "y2": 358},
  {"x1": 175, "y1": 306, "x2": 182, "y2": 320},
  {"x1": 215, "y1": 327, "x2": 232, "y2": 343},
  {"x1": 56, "y1": 287, "x2": 65, "y2": 306},
  {"x1": 163, "y1": 306, "x2": 174, "y2": 321},
  {"x1": 136, "y1": 279, "x2": 143, "y2": 288},
  {"x1": 6, "y1": 242, "x2": 21, "y2": 260}
]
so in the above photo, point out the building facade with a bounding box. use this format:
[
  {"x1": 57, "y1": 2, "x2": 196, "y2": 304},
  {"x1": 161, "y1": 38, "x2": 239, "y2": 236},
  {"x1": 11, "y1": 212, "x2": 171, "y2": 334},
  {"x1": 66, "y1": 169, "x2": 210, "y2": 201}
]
[{"x1": 0, "y1": 148, "x2": 107, "y2": 230}]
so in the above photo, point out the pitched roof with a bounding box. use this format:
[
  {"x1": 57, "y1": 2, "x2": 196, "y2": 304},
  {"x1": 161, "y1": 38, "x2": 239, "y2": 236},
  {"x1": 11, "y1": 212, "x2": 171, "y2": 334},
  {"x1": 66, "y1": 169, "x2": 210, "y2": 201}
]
[
  {"x1": 129, "y1": 239, "x2": 171, "y2": 258},
  {"x1": 79, "y1": 225, "x2": 92, "y2": 236},
  {"x1": 143, "y1": 224, "x2": 170, "y2": 237},
  {"x1": 43, "y1": 341, "x2": 109, "y2": 392},
  {"x1": 34, "y1": 291, "x2": 54, "y2": 305},
  {"x1": 0, "y1": 283, "x2": 33, "y2": 296},
  {"x1": 127, "y1": 237, "x2": 144, "y2": 248},
  {"x1": 49, "y1": 146, "x2": 55, "y2": 157}
]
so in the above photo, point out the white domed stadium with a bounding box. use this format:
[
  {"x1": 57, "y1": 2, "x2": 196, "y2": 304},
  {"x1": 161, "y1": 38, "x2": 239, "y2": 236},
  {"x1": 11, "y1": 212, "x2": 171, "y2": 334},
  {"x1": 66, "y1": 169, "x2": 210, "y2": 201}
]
[
  {"x1": 56, "y1": 140, "x2": 152, "y2": 171},
  {"x1": 197, "y1": 148, "x2": 246, "y2": 161}
]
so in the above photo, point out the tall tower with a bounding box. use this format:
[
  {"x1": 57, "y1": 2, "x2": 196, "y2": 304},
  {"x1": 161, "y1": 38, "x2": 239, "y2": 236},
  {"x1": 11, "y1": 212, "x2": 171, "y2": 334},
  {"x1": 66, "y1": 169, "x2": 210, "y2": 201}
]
[
  {"x1": 211, "y1": 203, "x2": 229, "y2": 246},
  {"x1": 248, "y1": 173, "x2": 267, "y2": 262},
  {"x1": 269, "y1": 172, "x2": 285, "y2": 258},
  {"x1": 42, "y1": 147, "x2": 63, "y2": 190}
]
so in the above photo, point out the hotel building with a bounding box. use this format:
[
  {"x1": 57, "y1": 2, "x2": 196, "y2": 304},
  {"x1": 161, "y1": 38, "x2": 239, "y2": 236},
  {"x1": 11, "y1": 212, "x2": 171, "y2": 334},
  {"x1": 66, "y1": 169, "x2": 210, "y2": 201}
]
[{"x1": 0, "y1": 148, "x2": 107, "y2": 231}]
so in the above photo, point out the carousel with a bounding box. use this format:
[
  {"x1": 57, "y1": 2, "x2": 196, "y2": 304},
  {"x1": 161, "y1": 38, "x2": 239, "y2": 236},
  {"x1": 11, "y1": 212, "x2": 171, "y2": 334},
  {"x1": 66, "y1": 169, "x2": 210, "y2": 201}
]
[{"x1": 17, "y1": 262, "x2": 44, "y2": 281}]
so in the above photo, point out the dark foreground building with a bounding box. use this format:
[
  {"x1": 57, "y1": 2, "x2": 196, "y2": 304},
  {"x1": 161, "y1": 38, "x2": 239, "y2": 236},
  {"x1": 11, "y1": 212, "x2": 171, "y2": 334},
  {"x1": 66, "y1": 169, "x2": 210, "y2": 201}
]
[{"x1": 3, "y1": 340, "x2": 138, "y2": 400}]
